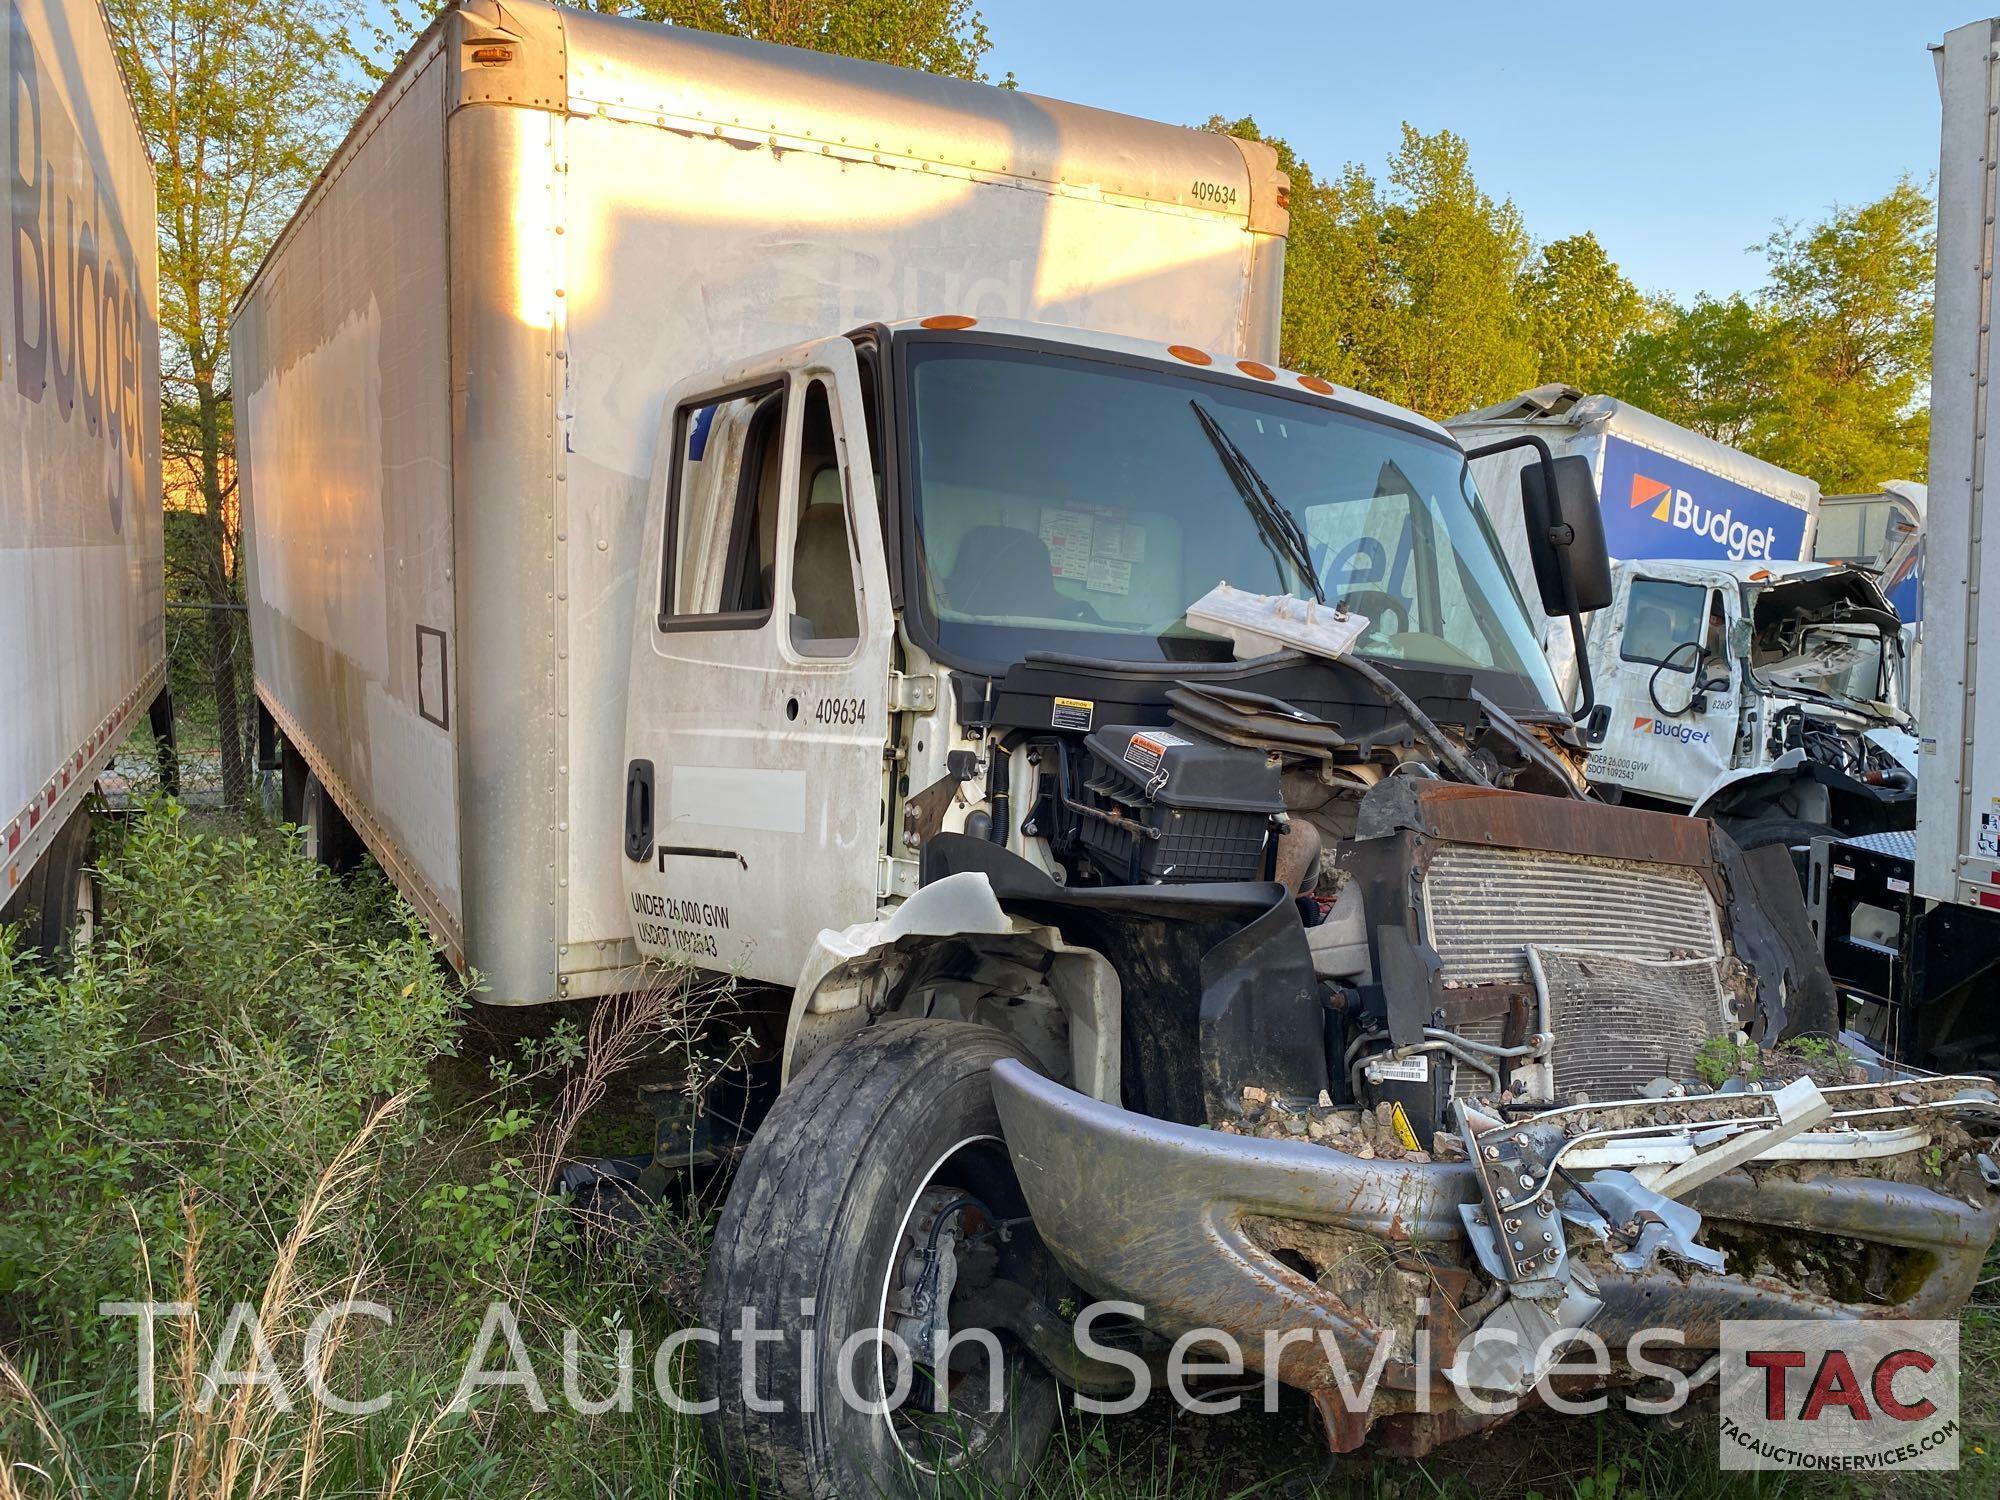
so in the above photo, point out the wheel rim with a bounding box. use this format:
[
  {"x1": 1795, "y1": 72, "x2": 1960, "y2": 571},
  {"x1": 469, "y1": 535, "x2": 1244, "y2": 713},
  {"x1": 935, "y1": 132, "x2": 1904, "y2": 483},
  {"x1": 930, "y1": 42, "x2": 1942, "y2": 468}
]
[
  {"x1": 302, "y1": 785, "x2": 322, "y2": 863},
  {"x1": 871, "y1": 1133, "x2": 1043, "y2": 1476},
  {"x1": 71, "y1": 863, "x2": 97, "y2": 950}
]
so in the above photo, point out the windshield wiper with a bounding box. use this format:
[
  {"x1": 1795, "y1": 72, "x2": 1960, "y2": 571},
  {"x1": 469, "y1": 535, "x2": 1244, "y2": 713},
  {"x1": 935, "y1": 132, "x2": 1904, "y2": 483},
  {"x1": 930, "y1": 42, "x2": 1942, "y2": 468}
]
[{"x1": 1188, "y1": 399, "x2": 1324, "y2": 603}]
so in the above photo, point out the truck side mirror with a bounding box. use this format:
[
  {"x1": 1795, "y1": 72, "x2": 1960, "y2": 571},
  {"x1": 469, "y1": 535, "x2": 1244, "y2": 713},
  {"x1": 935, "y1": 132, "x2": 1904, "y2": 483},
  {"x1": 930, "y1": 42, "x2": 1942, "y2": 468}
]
[{"x1": 1522, "y1": 455, "x2": 1613, "y2": 615}]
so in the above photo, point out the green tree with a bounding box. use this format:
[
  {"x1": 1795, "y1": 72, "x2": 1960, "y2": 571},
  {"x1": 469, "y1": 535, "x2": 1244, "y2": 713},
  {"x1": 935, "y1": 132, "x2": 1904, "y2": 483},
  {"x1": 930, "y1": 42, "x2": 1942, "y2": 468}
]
[
  {"x1": 1755, "y1": 178, "x2": 1933, "y2": 489},
  {"x1": 1208, "y1": 121, "x2": 1533, "y2": 418},
  {"x1": 107, "y1": 0, "x2": 367, "y2": 803},
  {"x1": 1609, "y1": 293, "x2": 1783, "y2": 450},
  {"x1": 1201, "y1": 117, "x2": 1386, "y2": 389},
  {"x1": 595, "y1": 0, "x2": 1003, "y2": 80},
  {"x1": 1368, "y1": 125, "x2": 1536, "y2": 419},
  {"x1": 1518, "y1": 232, "x2": 1643, "y2": 393},
  {"x1": 1603, "y1": 181, "x2": 1932, "y2": 489}
]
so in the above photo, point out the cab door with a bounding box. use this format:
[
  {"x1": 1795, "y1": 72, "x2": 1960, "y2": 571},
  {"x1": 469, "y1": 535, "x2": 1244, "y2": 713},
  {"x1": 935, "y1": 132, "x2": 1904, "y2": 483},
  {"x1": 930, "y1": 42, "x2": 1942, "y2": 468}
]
[
  {"x1": 1584, "y1": 573, "x2": 1736, "y2": 805},
  {"x1": 621, "y1": 338, "x2": 894, "y2": 986}
]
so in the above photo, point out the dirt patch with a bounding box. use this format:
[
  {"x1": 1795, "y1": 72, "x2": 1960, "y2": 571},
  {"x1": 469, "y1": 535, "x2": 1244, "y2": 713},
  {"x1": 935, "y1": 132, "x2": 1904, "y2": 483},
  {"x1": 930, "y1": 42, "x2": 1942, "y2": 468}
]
[{"x1": 1222, "y1": 1089, "x2": 1468, "y2": 1162}]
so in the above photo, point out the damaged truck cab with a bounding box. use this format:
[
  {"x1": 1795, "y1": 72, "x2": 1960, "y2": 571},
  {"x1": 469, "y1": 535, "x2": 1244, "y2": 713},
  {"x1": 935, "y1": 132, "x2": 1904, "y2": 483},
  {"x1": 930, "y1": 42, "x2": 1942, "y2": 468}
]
[
  {"x1": 1579, "y1": 558, "x2": 1917, "y2": 853},
  {"x1": 620, "y1": 320, "x2": 2000, "y2": 1487}
]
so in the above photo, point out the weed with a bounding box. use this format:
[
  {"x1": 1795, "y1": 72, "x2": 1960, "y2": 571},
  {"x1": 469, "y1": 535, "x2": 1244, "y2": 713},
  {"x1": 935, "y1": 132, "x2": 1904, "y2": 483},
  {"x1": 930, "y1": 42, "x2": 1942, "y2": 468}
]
[{"x1": 1693, "y1": 1035, "x2": 1759, "y2": 1089}]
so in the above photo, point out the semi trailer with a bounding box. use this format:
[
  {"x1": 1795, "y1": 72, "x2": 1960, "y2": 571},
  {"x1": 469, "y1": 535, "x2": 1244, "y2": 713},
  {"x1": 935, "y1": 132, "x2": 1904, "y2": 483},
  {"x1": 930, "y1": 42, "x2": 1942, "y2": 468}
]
[
  {"x1": 238, "y1": 3, "x2": 2000, "y2": 1490},
  {"x1": 1, "y1": 0, "x2": 165, "y2": 957}
]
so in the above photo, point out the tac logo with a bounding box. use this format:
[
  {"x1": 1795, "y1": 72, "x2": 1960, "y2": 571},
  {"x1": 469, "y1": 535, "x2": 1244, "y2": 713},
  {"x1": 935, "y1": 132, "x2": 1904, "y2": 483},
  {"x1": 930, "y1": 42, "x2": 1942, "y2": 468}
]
[
  {"x1": 1632, "y1": 716, "x2": 1711, "y2": 746},
  {"x1": 1719, "y1": 1319, "x2": 1959, "y2": 1472},
  {"x1": 1629, "y1": 473, "x2": 1777, "y2": 561}
]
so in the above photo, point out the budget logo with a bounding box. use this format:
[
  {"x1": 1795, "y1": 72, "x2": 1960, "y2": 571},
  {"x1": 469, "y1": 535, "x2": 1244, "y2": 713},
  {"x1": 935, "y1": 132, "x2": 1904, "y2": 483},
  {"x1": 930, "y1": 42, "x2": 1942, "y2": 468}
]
[
  {"x1": 1629, "y1": 473, "x2": 1673, "y2": 521},
  {"x1": 1632, "y1": 716, "x2": 1711, "y2": 746},
  {"x1": 1628, "y1": 472, "x2": 1777, "y2": 561},
  {"x1": 1719, "y1": 1319, "x2": 1959, "y2": 1471}
]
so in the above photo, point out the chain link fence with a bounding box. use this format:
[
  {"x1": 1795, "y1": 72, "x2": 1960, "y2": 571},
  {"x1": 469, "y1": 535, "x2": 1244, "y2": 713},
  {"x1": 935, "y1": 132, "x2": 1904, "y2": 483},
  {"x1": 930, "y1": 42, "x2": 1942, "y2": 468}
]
[
  {"x1": 106, "y1": 601, "x2": 261, "y2": 810},
  {"x1": 166, "y1": 599, "x2": 259, "y2": 807}
]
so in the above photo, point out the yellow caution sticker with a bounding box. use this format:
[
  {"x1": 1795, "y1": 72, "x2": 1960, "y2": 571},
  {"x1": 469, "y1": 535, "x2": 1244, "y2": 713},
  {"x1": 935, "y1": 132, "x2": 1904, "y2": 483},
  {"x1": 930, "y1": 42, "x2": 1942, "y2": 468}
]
[
  {"x1": 1051, "y1": 696, "x2": 1094, "y2": 731},
  {"x1": 1388, "y1": 1101, "x2": 1421, "y2": 1153}
]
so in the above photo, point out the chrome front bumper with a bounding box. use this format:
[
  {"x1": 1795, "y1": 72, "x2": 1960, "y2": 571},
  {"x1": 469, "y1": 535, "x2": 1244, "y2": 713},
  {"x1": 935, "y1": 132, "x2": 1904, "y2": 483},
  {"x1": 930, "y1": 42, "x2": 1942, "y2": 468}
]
[{"x1": 989, "y1": 1060, "x2": 2000, "y2": 1453}]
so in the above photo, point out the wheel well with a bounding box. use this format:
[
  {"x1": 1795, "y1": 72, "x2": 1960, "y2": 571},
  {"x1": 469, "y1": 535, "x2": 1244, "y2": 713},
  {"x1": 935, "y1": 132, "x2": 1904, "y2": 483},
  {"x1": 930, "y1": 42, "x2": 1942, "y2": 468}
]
[
  {"x1": 1698, "y1": 769, "x2": 1831, "y2": 828},
  {"x1": 781, "y1": 928, "x2": 1120, "y2": 1105}
]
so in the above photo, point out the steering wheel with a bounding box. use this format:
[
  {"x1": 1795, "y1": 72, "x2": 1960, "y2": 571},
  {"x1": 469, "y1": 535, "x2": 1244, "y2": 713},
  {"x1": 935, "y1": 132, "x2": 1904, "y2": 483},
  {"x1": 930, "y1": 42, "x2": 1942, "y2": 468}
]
[
  {"x1": 1338, "y1": 590, "x2": 1409, "y2": 640},
  {"x1": 1648, "y1": 639, "x2": 1709, "y2": 718}
]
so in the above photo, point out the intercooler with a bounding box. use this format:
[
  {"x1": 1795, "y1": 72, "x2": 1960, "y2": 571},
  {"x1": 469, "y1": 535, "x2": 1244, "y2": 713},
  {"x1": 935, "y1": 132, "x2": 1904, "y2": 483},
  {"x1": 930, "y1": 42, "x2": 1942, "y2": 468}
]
[{"x1": 1420, "y1": 843, "x2": 1723, "y2": 986}]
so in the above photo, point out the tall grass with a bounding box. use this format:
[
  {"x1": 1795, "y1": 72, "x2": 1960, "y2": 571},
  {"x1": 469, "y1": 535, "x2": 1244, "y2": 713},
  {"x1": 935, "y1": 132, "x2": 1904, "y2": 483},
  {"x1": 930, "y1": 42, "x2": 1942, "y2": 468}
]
[{"x1": 0, "y1": 797, "x2": 1992, "y2": 1500}]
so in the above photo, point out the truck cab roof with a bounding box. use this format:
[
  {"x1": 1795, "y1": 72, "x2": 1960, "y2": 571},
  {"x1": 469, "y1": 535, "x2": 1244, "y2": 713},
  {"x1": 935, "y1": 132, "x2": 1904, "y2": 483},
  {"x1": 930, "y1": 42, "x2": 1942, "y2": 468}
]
[{"x1": 873, "y1": 315, "x2": 1456, "y2": 443}]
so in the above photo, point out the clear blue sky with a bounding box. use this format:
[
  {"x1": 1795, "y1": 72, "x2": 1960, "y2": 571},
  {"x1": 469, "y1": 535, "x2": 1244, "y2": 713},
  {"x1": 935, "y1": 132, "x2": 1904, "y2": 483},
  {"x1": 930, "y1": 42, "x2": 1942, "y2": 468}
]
[{"x1": 984, "y1": 0, "x2": 1971, "y2": 304}]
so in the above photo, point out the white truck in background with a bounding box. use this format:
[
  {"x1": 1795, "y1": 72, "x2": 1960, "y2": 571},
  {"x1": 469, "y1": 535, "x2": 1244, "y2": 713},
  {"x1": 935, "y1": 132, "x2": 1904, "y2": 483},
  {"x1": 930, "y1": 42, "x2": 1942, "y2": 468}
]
[
  {"x1": 1812, "y1": 18, "x2": 2000, "y2": 1065},
  {"x1": 239, "y1": 4, "x2": 2000, "y2": 1491},
  {"x1": 1, "y1": 0, "x2": 165, "y2": 956},
  {"x1": 1451, "y1": 386, "x2": 1917, "y2": 859}
]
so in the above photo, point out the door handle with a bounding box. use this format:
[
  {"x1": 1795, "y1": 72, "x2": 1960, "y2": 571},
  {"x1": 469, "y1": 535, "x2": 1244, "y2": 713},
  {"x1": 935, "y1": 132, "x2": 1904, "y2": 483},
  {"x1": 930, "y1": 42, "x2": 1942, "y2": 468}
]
[
  {"x1": 624, "y1": 759, "x2": 655, "y2": 862},
  {"x1": 1584, "y1": 705, "x2": 1611, "y2": 745}
]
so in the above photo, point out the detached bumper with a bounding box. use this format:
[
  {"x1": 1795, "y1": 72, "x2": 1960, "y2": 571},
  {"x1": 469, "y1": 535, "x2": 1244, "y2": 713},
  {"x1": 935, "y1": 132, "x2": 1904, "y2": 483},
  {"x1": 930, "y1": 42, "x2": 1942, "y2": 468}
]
[{"x1": 989, "y1": 1060, "x2": 2000, "y2": 1452}]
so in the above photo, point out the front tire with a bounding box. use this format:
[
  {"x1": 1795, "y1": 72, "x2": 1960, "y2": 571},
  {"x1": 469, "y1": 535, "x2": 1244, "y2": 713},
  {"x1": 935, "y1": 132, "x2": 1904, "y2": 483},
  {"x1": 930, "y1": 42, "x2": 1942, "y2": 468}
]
[{"x1": 698, "y1": 1020, "x2": 1064, "y2": 1498}]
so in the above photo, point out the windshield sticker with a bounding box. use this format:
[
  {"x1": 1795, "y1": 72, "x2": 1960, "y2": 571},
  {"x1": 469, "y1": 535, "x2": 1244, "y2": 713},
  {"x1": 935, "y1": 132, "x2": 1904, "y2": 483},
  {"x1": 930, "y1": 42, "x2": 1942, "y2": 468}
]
[
  {"x1": 1039, "y1": 508, "x2": 1095, "y2": 579},
  {"x1": 1051, "y1": 696, "x2": 1094, "y2": 731},
  {"x1": 1093, "y1": 522, "x2": 1147, "y2": 564},
  {"x1": 1086, "y1": 556, "x2": 1133, "y2": 594},
  {"x1": 1124, "y1": 731, "x2": 1188, "y2": 773}
]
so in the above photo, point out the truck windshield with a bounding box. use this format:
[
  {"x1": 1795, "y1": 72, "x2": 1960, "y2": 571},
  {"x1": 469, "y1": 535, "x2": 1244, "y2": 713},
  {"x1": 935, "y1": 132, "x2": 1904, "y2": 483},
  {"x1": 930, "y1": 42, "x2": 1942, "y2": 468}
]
[{"x1": 904, "y1": 341, "x2": 1564, "y2": 710}]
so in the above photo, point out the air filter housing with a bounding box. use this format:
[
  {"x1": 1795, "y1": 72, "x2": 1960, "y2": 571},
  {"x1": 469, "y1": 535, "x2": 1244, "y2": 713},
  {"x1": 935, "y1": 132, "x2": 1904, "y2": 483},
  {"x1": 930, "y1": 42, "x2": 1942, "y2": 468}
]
[{"x1": 1077, "y1": 726, "x2": 1282, "y2": 884}]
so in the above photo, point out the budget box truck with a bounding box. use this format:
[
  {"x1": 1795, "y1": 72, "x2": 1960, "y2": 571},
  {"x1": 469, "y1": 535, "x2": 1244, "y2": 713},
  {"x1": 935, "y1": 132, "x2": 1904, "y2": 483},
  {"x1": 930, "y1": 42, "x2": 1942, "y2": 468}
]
[
  {"x1": 1450, "y1": 387, "x2": 1916, "y2": 859},
  {"x1": 1, "y1": 0, "x2": 165, "y2": 956},
  {"x1": 239, "y1": 3, "x2": 2000, "y2": 1490}
]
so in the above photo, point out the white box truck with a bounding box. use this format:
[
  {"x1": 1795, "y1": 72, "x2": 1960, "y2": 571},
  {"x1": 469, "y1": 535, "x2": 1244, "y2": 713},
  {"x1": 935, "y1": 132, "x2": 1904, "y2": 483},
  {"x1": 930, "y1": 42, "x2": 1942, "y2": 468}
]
[
  {"x1": 1, "y1": 0, "x2": 164, "y2": 955},
  {"x1": 240, "y1": 4, "x2": 2000, "y2": 1489},
  {"x1": 1451, "y1": 388, "x2": 1917, "y2": 857},
  {"x1": 1813, "y1": 18, "x2": 2000, "y2": 1064}
]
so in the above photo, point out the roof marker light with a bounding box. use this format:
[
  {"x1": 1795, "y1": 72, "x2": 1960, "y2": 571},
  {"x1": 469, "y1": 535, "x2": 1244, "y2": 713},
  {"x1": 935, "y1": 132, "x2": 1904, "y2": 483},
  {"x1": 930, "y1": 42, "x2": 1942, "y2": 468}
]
[
  {"x1": 1298, "y1": 374, "x2": 1334, "y2": 395},
  {"x1": 1237, "y1": 360, "x2": 1276, "y2": 381},
  {"x1": 1167, "y1": 344, "x2": 1212, "y2": 366},
  {"x1": 920, "y1": 314, "x2": 977, "y2": 330}
]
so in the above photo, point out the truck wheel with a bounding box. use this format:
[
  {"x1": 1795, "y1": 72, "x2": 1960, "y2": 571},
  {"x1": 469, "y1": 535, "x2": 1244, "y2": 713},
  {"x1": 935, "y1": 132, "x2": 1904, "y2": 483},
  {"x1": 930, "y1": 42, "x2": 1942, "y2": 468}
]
[
  {"x1": 699, "y1": 1020, "x2": 1064, "y2": 1498},
  {"x1": 2, "y1": 801, "x2": 97, "y2": 963},
  {"x1": 299, "y1": 768, "x2": 364, "y2": 873}
]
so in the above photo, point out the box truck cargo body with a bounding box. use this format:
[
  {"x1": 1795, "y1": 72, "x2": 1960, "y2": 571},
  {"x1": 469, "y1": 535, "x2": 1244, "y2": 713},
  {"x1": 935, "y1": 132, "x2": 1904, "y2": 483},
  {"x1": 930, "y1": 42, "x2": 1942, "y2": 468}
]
[
  {"x1": 234, "y1": 0, "x2": 1287, "y2": 1003},
  {"x1": 1807, "y1": 20, "x2": 2000, "y2": 1061},
  {"x1": 1449, "y1": 385, "x2": 1820, "y2": 687},
  {"x1": 1923, "y1": 21, "x2": 2000, "y2": 917},
  {"x1": 1, "y1": 0, "x2": 162, "y2": 947}
]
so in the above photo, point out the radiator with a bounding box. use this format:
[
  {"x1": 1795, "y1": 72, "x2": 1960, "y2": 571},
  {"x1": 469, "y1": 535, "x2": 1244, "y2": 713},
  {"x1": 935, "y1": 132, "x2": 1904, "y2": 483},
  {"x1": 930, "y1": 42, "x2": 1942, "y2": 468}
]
[{"x1": 1420, "y1": 844, "x2": 1722, "y2": 987}]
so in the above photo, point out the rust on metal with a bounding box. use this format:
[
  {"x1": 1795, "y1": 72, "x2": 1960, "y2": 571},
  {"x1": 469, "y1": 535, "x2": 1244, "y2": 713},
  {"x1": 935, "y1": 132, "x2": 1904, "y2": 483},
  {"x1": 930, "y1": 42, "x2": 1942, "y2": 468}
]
[{"x1": 1410, "y1": 781, "x2": 1717, "y2": 871}]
